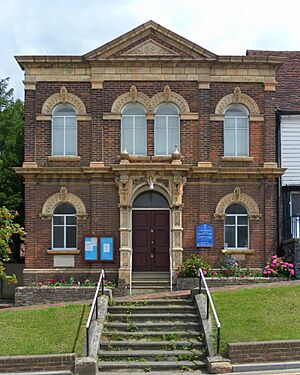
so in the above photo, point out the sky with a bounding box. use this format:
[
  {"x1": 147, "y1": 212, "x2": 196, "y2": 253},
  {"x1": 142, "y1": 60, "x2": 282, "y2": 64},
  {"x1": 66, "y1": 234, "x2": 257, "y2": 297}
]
[{"x1": 1, "y1": 0, "x2": 300, "y2": 100}]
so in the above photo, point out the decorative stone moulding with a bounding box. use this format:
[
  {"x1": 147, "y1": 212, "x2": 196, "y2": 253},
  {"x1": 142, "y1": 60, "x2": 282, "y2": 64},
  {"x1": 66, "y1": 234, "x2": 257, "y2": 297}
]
[
  {"x1": 41, "y1": 86, "x2": 87, "y2": 115},
  {"x1": 40, "y1": 187, "x2": 88, "y2": 220},
  {"x1": 215, "y1": 87, "x2": 261, "y2": 116},
  {"x1": 109, "y1": 85, "x2": 196, "y2": 118},
  {"x1": 214, "y1": 187, "x2": 261, "y2": 220}
]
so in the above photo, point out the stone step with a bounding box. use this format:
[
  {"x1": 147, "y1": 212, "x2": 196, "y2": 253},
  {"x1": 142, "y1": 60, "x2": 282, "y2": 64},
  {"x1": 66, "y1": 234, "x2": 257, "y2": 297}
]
[
  {"x1": 99, "y1": 340, "x2": 205, "y2": 351},
  {"x1": 98, "y1": 349, "x2": 205, "y2": 361},
  {"x1": 132, "y1": 272, "x2": 170, "y2": 280},
  {"x1": 132, "y1": 280, "x2": 170, "y2": 286},
  {"x1": 112, "y1": 298, "x2": 194, "y2": 306},
  {"x1": 108, "y1": 305, "x2": 196, "y2": 314},
  {"x1": 98, "y1": 359, "x2": 206, "y2": 372},
  {"x1": 102, "y1": 330, "x2": 202, "y2": 341},
  {"x1": 129, "y1": 288, "x2": 171, "y2": 295},
  {"x1": 106, "y1": 313, "x2": 199, "y2": 322},
  {"x1": 105, "y1": 321, "x2": 201, "y2": 332}
]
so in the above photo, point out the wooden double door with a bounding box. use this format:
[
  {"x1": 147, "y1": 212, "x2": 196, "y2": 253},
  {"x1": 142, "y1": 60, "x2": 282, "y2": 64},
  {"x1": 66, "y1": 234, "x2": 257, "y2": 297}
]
[{"x1": 132, "y1": 210, "x2": 170, "y2": 272}]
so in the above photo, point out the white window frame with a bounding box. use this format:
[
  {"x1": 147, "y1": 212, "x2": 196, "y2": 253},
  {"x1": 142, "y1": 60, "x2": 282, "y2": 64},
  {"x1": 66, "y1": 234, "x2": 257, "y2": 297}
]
[
  {"x1": 121, "y1": 105, "x2": 147, "y2": 156},
  {"x1": 52, "y1": 210, "x2": 77, "y2": 250},
  {"x1": 52, "y1": 105, "x2": 77, "y2": 156},
  {"x1": 224, "y1": 107, "x2": 249, "y2": 157},
  {"x1": 224, "y1": 212, "x2": 249, "y2": 249}
]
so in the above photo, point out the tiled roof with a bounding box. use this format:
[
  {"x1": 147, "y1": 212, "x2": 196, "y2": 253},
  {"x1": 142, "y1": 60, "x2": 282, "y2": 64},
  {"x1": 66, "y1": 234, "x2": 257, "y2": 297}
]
[{"x1": 247, "y1": 50, "x2": 300, "y2": 112}]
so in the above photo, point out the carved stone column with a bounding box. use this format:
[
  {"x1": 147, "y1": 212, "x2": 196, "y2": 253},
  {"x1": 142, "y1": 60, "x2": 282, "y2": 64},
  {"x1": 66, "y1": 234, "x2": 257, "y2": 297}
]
[{"x1": 115, "y1": 174, "x2": 132, "y2": 283}]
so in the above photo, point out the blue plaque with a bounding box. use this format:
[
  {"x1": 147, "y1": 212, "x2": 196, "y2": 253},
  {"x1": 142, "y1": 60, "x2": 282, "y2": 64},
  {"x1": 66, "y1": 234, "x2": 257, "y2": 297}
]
[
  {"x1": 196, "y1": 224, "x2": 214, "y2": 247},
  {"x1": 100, "y1": 237, "x2": 113, "y2": 261},
  {"x1": 84, "y1": 237, "x2": 98, "y2": 260}
]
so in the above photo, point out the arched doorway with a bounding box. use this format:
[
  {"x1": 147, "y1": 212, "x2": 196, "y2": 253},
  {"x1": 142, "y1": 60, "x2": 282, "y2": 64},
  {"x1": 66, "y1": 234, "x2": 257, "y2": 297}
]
[{"x1": 132, "y1": 191, "x2": 170, "y2": 272}]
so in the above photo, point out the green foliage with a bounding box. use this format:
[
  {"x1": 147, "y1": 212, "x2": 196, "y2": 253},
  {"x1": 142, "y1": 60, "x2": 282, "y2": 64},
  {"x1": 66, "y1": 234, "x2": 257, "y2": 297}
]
[
  {"x1": 0, "y1": 78, "x2": 24, "y2": 212},
  {"x1": 219, "y1": 255, "x2": 241, "y2": 277},
  {"x1": 178, "y1": 253, "x2": 210, "y2": 277},
  {"x1": 0, "y1": 206, "x2": 25, "y2": 283}
]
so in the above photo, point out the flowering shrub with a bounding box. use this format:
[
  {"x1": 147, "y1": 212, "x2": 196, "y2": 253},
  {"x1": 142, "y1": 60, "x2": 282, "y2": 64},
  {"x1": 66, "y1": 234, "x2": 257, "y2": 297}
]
[
  {"x1": 263, "y1": 255, "x2": 294, "y2": 278},
  {"x1": 178, "y1": 254, "x2": 210, "y2": 278},
  {"x1": 219, "y1": 255, "x2": 241, "y2": 277},
  {"x1": 32, "y1": 277, "x2": 116, "y2": 288}
]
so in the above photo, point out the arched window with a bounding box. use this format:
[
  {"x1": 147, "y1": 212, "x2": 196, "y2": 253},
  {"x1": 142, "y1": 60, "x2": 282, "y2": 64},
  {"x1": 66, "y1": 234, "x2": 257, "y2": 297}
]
[
  {"x1": 154, "y1": 103, "x2": 180, "y2": 155},
  {"x1": 52, "y1": 203, "x2": 77, "y2": 249},
  {"x1": 52, "y1": 104, "x2": 77, "y2": 156},
  {"x1": 121, "y1": 103, "x2": 147, "y2": 155},
  {"x1": 224, "y1": 203, "x2": 248, "y2": 249},
  {"x1": 224, "y1": 105, "x2": 249, "y2": 156},
  {"x1": 133, "y1": 191, "x2": 169, "y2": 208}
]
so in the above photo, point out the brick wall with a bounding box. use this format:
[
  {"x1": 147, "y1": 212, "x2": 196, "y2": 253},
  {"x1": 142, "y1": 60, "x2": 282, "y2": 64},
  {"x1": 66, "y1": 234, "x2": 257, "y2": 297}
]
[
  {"x1": 228, "y1": 340, "x2": 300, "y2": 363},
  {"x1": 0, "y1": 353, "x2": 75, "y2": 373}
]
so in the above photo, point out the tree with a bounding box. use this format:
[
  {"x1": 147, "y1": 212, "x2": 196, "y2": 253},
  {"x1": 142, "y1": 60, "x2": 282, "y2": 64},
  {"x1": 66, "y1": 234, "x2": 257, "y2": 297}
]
[
  {"x1": 0, "y1": 78, "x2": 24, "y2": 213},
  {"x1": 0, "y1": 207, "x2": 25, "y2": 283}
]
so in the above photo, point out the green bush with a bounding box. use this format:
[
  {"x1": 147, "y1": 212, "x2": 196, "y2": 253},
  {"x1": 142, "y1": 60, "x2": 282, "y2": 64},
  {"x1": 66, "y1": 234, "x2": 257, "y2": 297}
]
[{"x1": 178, "y1": 254, "x2": 210, "y2": 277}]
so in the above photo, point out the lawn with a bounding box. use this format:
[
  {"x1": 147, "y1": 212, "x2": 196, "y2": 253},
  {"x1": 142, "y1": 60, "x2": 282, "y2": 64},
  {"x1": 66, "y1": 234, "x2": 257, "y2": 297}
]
[
  {"x1": 0, "y1": 304, "x2": 89, "y2": 356},
  {"x1": 212, "y1": 284, "x2": 300, "y2": 354}
]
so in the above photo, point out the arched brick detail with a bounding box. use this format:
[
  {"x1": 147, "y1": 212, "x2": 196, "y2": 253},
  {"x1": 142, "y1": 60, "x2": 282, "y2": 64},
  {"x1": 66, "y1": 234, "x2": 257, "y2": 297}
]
[
  {"x1": 41, "y1": 86, "x2": 87, "y2": 115},
  {"x1": 214, "y1": 187, "x2": 261, "y2": 220},
  {"x1": 40, "y1": 187, "x2": 88, "y2": 220},
  {"x1": 215, "y1": 87, "x2": 260, "y2": 115}
]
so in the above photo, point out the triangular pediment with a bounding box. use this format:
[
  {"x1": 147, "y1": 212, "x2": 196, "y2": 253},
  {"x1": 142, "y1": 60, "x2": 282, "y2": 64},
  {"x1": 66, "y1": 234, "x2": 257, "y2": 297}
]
[
  {"x1": 122, "y1": 39, "x2": 178, "y2": 56},
  {"x1": 84, "y1": 21, "x2": 217, "y2": 60}
]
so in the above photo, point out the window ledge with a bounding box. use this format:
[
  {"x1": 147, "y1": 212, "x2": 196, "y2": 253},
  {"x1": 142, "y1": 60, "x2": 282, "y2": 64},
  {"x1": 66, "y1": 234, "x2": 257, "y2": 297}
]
[
  {"x1": 151, "y1": 155, "x2": 173, "y2": 162},
  {"x1": 47, "y1": 249, "x2": 80, "y2": 255},
  {"x1": 48, "y1": 156, "x2": 81, "y2": 162},
  {"x1": 221, "y1": 156, "x2": 254, "y2": 162},
  {"x1": 222, "y1": 249, "x2": 254, "y2": 255}
]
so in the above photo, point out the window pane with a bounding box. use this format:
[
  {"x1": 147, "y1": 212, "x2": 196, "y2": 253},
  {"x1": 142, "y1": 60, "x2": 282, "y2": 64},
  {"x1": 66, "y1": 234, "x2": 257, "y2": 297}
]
[
  {"x1": 237, "y1": 117, "x2": 248, "y2": 129},
  {"x1": 135, "y1": 116, "x2": 146, "y2": 155},
  {"x1": 238, "y1": 226, "x2": 248, "y2": 248},
  {"x1": 224, "y1": 118, "x2": 235, "y2": 129},
  {"x1": 53, "y1": 226, "x2": 64, "y2": 248},
  {"x1": 225, "y1": 226, "x2": 235, "y2": 248},
  {"x1": 168, "y1": 116, "x2": 179, "y2": 154},
  {"x1": 54, "y1": 203, "x2": 76, "y2": 214},
  {"x1": 52, "y1": 117, "x2": 64, "y2": 155},
  {"x1": 65, "y1": 117, "x2": 77, "y2": 155},
  {"x1": 292, "y1": 194, "x2": 300, "y2": 216},
  {"x1": 226, "y1": 204, "x2": 247, "y2": 214},
  {"x1": 225, "y1": 216, "x2": 235, "y2": 225},
  {"x1": 123, "y1": 104, "x2": 145, "y2": 115},
  {"x1": 66, "y1": 226, "x2": 76, "y2": 248},
  {"x1": 155, "y1": 116, "x2": 167, "y2": 155},
  {"x1": 66, "y1": 216, "x2": 76, "y2": 225},
  {"x1": 53, "y1": 105, "x2": 76, "y2": 116},
  {"x1": 225, "y1": 105, "x2": 247, "y2": 117},
  {"x1": 238, "y1": 216, "x2": 248, "y2": 225},
  {"x1": 53, "y1": 216, "x2": 64, "y2": 225},
  {"x1": 237, "y1": 129, "x2": 248, "y2": 156},
  {"x1": 156, "y1": 103, "x2": 179, "y2": 115},
  {"x1": 224, "y1": 129, "x2": 235, "y2": 156},
  {"x1": 133, "y1": 191, "x2": 169, "y2": 208},
  {"x1": 122, "y1": 116, "x2": 133, "y2": 154}
]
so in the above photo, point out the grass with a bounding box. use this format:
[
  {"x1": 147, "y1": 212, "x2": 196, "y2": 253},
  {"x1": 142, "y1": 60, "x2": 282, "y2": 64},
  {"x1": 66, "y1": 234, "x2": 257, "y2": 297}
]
[
  {"x1": 211, "y1": 284, "x2": 300, "y2": 354},
  {"x1": 0, "y1": 304, "x2": 89, "y2": 356}
]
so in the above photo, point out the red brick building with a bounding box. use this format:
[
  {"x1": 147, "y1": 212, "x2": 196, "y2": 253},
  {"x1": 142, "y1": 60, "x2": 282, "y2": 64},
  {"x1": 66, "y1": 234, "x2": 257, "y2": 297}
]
[{"x1": 15, "y1": 21, "x2": 284, "y2": 286}]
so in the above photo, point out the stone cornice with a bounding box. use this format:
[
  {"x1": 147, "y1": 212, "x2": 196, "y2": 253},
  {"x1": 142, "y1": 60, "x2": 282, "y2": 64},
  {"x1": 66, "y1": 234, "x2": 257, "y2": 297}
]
[{"x1": 14, "y1": 165, "x2": 285, "y2": 179}]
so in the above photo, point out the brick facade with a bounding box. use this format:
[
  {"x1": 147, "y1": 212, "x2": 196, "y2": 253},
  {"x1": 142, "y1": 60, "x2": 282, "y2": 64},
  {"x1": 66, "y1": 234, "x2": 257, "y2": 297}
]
[{"x1": 15, "y1": 21, "x2": 284, "y2": 285}]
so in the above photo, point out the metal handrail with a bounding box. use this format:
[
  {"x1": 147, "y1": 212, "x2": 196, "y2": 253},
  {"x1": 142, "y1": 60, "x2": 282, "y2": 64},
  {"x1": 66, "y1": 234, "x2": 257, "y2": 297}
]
[
  {"x1": 198, "y1": 268, "x2": 221, "y2": 354},
  {"x1": 85, "y1": 269, "x2": 105, "y2": 356},
  {"x1": 169, "y1": 249, "x2": 173, "y2": 292},
  {"x1": 129, "y1": 248, "x2": 133, "y2": 295}
]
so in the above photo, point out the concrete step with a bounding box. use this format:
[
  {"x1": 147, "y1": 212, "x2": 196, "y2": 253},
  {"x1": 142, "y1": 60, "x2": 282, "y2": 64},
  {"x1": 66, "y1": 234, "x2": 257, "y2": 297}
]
[
  {"x1": 106, "y1": 312, "x2": 199, "y2": 322},
  {"x1": 99, "y1": 340, "x2": 205, "y2": 351},
  {"x1": 108, "y1": 305, "x2": 196, "y2": 314},
  {"x1": 129, "y1": 288, "x2": 171, "y2": 295},
  {"x1": 132, "y1": 272, "x2": 170, "y2": 280},
  {"x1": 98, "y1": 359, "x2": 206, "y2": 371},
  {"x1": 105, "y1": 321, "x2": 201, "y2": 332},
  {"x1": 132, "y1": 280, "x2": 169, "y2": 286},
  {"x1": 98, "y1": 349, "x2": 205, "y2": 361},
  {"x1": 112, "y1": 298, "x2": 194, "y2": 306},
  {"x1": 102, "y1": 330, "x2": 202, "y2": 340}
]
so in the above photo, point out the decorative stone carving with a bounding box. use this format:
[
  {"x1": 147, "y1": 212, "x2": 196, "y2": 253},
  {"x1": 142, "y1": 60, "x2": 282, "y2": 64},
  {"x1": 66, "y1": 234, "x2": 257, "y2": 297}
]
[
  {"x1": 173, "y1": 174, "x2": 187, "y2": 206},
  {"x1": 122, "y1": 39, "x2": 177, "y2": 56},
  {"x1": 215, "y1": 87, "x2": 260, "y2": 115},
  {"x1": 174, "y1": 211, "x2": 181, "y2": 227},
  {"x1": 111, "y1": 88, "x2": 190, "y2": 114},
  {"x1": 40, "y1": 187, "x2": 88, "y2": 219},
  {"x1": 115, "y1": 175, "x2": 129, "y2": 206},
  {"x1": 41, "y1": 86, "x2": 87, "y2": 115},
  {"x1": 156, "y1": 178, "x2": 170, "y2": 190},
  {"x1": 214, "y1": 187, "x2": 261, "y2": 220}
]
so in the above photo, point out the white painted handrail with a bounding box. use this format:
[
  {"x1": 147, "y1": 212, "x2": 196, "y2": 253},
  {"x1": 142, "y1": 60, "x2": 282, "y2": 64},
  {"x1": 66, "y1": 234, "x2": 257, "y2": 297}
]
[
  {"x1": 129, "y1": 248, "x2": 133, "y2": 295},
  {"x1": 169, "y1": 249, "x2": 173, "y2": 292}
]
